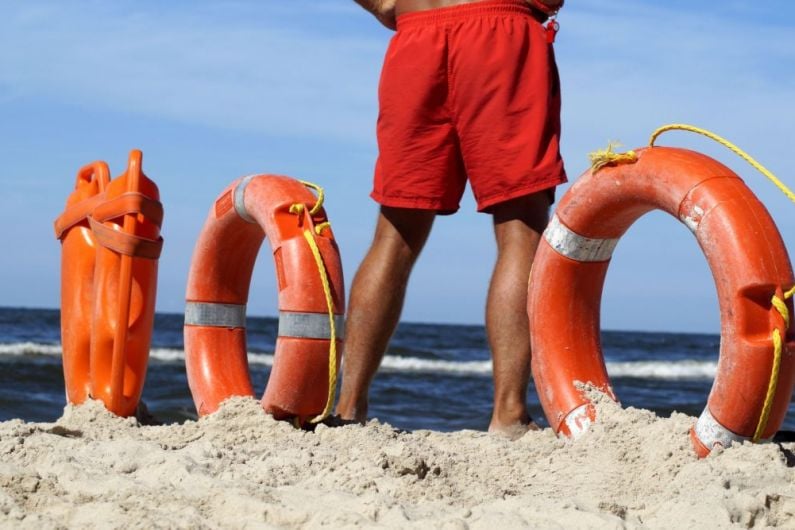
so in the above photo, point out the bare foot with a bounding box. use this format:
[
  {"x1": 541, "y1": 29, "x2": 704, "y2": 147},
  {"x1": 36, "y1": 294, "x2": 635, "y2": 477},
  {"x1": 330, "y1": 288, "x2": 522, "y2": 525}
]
[
  {"x1": 320, "y1": 415, "x2": 364, "y2": 428},
  {"x1": 332, "y1": 405, "x2": 367, "y2": 425},
  {"x1": 488, "y1": 419, "x2": 541, "y2": 441}
]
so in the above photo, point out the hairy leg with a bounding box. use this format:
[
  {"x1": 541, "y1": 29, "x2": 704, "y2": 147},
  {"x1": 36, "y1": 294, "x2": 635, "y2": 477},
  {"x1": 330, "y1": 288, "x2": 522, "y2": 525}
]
[
  {"x1": 486, "y1": 191, "x2": 551, "y2": 438},
  {"x1": 335, "y1": 206, "x2": 435, "y2": 422}
]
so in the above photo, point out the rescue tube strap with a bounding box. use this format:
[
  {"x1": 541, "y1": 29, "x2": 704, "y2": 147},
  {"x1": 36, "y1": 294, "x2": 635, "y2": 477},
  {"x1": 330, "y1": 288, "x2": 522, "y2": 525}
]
[
  {"x1": 695, "y1": 408, "x2": 754, "y2": 449},
  {"x1": 544, "y1": 214, "x2": 618, "y2": 262},
  {"x1": 91, "y1": 192, "x2": 164, "y2": 227},
  {"x1": 53, "y1": 193, "x2": 108, "y2": 239},
  {"x1": 234, "y1": 175, "x2": 257, "y2": 224},
  {"x1": 88, "y1": 217, "x2": 164, "y2": 259},
  {"x1": 56, "y1": 191, "x2": 164, "y2": 259},
  {"x1": 278, "y1": 311, "x2": 344, "y2": 340},
  {"x1": 185, "y1": 302, "x2": 247, "y2": 328}
]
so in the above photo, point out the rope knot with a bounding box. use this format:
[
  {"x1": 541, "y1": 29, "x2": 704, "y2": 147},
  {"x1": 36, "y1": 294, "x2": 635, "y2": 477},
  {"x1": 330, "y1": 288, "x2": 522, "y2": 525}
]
[{"x1": 588, "y1": 141, "x2": 638, "y2": 172}]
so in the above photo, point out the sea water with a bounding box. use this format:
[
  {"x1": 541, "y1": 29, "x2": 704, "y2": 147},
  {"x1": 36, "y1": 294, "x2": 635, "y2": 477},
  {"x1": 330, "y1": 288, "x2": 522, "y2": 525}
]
[{"x1": 1, "y1": 306, "x2": 793, "y2": 432}]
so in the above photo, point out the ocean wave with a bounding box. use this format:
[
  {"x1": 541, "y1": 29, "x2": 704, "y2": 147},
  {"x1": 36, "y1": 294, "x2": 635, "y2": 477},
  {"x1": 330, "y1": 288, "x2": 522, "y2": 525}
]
[
  {"x1": 0, "y1": 342, "x2": 63, "y2": 356},
  {"x1": 0, "y1": 342, "x2": 718, "y2": 380}
]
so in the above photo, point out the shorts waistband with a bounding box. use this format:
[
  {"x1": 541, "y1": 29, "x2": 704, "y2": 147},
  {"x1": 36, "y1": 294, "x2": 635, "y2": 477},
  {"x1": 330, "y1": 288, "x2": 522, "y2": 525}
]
[{"x1": 396, "y1": 0, "x2": 545, "y2": 30}]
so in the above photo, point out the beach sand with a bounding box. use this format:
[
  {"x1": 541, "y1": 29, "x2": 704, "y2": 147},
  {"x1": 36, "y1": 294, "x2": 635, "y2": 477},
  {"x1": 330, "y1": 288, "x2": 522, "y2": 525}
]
[{"x1": 1, "y1": 394, "x2": 793, "y2": 529}]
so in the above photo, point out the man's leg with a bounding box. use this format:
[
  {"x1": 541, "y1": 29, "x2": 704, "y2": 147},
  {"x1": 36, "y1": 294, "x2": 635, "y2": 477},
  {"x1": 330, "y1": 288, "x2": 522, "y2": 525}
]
[
  {"x1": 335, "y1": 206, "x2": 436, "y2": 422},
  {"x1": 486, "y1": 191, "x2": 551, "y2": 438}
]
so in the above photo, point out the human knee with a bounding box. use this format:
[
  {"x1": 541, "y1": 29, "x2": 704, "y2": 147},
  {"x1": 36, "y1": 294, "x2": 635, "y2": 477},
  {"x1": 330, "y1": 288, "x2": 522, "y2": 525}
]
[
  {"x1": 494, "y1": 190, "x2": 551, "y2": 221},
  {"x1": 373, "y1": 206, "x2": 435, "y2": 260}
]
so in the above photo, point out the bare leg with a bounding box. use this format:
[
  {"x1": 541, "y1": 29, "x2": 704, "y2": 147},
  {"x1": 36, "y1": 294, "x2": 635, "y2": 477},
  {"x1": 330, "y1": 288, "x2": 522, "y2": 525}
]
[
  {"x1": 335, "y1": 206, "x2": 435, "y2": 422},
  {"x1": 486, "y1": 191, "x2": 551, "y2": 438}
]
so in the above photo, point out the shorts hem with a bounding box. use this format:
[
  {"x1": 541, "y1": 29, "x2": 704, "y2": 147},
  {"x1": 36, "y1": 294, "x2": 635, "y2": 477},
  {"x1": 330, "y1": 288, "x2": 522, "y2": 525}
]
[
  {"x1": 476, "y1": 173, "x2": 568, "y2": 212},
  {"x1": 370, "y1": 191, "x2": 460, "y2": 214}
]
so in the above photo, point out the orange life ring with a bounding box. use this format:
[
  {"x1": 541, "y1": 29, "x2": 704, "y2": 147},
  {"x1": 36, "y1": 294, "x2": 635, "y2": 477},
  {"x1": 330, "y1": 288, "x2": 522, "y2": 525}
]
[
  {"x1": 54, "y1": 150, "x2": 164, "y2": 416},
  {"x1": 528, "y1": 146, "x2": 795, "y2": 457},
  {"x1": 184, "y1": 175, "x2": 345, "y2": 424}
]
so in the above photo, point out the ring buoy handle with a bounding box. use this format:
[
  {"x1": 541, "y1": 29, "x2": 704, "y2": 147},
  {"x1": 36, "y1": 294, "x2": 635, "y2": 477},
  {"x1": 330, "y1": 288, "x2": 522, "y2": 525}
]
[
  {"x1": 185, "y1": 174, "x2": 345, "y2": 425},
  {"x1": 528, "y1": 146, "x2": 795, "y2": 456}
]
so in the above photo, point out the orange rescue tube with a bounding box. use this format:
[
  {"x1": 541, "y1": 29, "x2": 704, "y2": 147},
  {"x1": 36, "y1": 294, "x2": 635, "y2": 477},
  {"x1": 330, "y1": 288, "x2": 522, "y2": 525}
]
[
  {"x1": 55, "y1": 150, "x2": 164, "y2": 416},
  {"x1": 184, "y1": 175, "x2": 345, "y2": 424},
  {"x1": 527, "y1": 146, "x2": 795, "y2": 456},
  {"x1": 55, "y1": 162, "x2": 110, "y2": 404}
]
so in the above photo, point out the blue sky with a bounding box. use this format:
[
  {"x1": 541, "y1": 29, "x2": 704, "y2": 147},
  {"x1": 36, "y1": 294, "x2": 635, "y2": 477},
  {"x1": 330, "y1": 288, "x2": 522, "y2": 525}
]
[{"x1": 1, "y1": 0, "x2": 793, "y2": 333}]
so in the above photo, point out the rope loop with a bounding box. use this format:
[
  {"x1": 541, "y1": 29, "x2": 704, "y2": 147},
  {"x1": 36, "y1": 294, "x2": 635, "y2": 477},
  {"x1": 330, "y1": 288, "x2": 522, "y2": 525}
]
[
  {"x1": 315, "y1": 221, "x2": 331, "y2": 235},
  {"x1": 298, "y1": 180, "x2": 325, "y2": 216},
  {"x1": 289, "y1": 180, "x2": 326, "y2": 229}
]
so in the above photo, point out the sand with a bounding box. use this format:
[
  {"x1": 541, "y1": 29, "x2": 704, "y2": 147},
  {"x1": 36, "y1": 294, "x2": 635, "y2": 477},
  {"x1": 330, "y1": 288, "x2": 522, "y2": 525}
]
[{"x1": 1, "y1": 394, "x2": 794, "y2": 529}]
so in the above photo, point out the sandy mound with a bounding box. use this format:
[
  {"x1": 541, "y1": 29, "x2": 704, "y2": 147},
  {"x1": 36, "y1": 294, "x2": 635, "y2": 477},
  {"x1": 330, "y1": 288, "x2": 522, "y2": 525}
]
[{"x1": 1, "y1": 396, "x2": 793, "y2": 528}]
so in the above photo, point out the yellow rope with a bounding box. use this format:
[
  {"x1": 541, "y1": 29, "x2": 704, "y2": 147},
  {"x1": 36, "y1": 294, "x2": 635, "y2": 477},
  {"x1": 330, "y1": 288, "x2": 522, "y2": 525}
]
[
  {"x1": 287, "y1": 179, "x2": 336, "y2": 425},
  {"x1": 300, "y1": 228, "x2": 338, "y2": 424},
  {"x1": 649, "y1": 124, "x2": 795, "y2": 204},
  {"x1": 588, "y1": 141, "x2": 638, "y2": 172},
  {"x1": 315, "y1": 221, "x2": 331, "y2": 235},
  {"x1": 753, "y1": 286, "x2": 794, "y2": 442},
  {"x1": 298, "y1": 180, "x2": 325, "y2": 215},
  {"x1": 289, "y1": 180, "x2": 326, "y2": 217}
]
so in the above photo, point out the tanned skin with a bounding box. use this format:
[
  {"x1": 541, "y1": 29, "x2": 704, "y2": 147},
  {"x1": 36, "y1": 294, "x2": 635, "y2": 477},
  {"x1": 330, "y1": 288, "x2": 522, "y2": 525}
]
[
  {"x1": 353, "y1": 0, "x2": 397, "y2": 30},
  {"x1": 340, "y1": 0, "x2": 558, "y2": 439},
  {"x1": 355, "y1": 0, "x2": 562, "y2": 29}
]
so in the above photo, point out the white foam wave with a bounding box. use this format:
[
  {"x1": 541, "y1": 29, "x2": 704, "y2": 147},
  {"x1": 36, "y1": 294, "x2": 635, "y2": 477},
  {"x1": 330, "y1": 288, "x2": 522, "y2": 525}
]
[
  {"x1": 0, "y1": 342, "x2": 62, "y2": 356},
  {"x1": 607, "y1": 360, "x2": 717, "y2": 379},
  {"x1": 380, "y1": 356, "x2": 492, "y2": 375},
  {"x1": 0, "y1": 342, "x2": 717, "y2": 380}
]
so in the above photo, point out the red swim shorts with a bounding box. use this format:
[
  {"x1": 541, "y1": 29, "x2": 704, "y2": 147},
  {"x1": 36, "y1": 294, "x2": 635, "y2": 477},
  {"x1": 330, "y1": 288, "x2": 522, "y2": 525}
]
[{"x1": 371, "y1": 0, "x2": 567, "y2": 214}]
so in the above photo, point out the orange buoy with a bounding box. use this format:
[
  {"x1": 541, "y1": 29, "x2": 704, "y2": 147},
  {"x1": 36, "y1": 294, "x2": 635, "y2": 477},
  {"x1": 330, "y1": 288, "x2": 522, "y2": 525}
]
[
  {"x1": 528, "y1": 146, "x2": 795, "y2": 456},
  {"x1": 184, "y1": 175, "x2": 344, "y2": 424},
  {"x1": 55, "y1": 150, "x2": 164, "y2": 416}
]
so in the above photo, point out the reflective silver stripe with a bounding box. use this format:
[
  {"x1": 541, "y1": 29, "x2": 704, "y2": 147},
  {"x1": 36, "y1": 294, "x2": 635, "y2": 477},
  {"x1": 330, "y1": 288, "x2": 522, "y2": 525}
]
[
  {"x1": 234, "y1": 175, "x2": 257, "y2": 224},
  {"x1": 563, "y1": 404, "x2": 593, "y2": 440},
  {"x1": 185, "y1": 302, "x2": 247, "y2": 328},
  {"x1": 278, "y1": 311, "x2": 344, "y2": 340},
  {"x1": 544, "y1": 214, "x2": 619, "y2": 262},
  {"x1": 693, "y1": 408, "x2": 752, "y2": 450}
]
